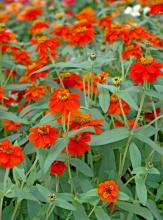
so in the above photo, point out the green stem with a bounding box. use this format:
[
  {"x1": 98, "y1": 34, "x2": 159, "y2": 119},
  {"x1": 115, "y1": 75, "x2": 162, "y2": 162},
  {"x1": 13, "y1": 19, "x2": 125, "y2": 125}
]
[{"x1": 0, "y1": 168, "x2": 10, "y2": 220}]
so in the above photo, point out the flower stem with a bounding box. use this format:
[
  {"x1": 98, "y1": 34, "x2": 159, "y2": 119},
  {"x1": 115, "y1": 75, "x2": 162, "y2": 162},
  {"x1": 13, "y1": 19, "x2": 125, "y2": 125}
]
[{"x1": 0, "y1": 168, "x2": 10, "y2": 220}]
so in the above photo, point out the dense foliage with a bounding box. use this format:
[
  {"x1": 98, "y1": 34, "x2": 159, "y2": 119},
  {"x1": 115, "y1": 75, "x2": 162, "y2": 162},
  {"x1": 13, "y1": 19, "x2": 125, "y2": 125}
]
[{"x1": 0, "y1": 0, "x2": 163, "y2": 219}]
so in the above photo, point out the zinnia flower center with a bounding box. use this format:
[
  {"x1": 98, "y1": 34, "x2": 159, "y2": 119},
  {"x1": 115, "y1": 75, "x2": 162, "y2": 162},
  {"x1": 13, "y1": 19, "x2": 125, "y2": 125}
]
[
  {"x1": 125, "y1": 45, "x2": 134, "y2": 51},
  {"x1": 0, "y1": 145, "x2": 14, "y2": 154},
  {"x1": 72, "y1": 133, "x2": 82, "y2": 142},
  {"x1": 38, "y1": 126, "x2": 49, "y2": 135},
  {"x1": 60, "y1": 72, "x2": 72, "y2": 79},
  {"x1": 76, "y1": 26, "x2": 88, "y2": 33},
  {"x1": 140, "y1": 56, "x2": 154, "y2": 65},
  {"x1": 57, "y1": 90, "x2": 70, "y2": 101},
  {"x1": 97, "y1": 72, "x2": 108, "y2": 83},
  {"x1": 105, "y1": 185, "x2": 113, "y2": 194},
  {"x1": 110, "y1": 94, "x2": 118, "y2": 103},
  {"x1": 37, "y1": 36, "x2": 48, "y2": 44},
  {"x1": 77, "y1": 114, "x2": 90, "y2": 125}
]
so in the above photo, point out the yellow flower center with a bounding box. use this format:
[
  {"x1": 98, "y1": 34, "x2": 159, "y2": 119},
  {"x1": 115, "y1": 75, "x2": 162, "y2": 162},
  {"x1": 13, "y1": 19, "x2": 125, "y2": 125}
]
[
  {"x1": 37, "y1": 36, "x2": 48, "y2": 44},
  {"x1": 57, "y1": 90, "x2": 70, "y2": 101},
  {"x1": 76, "y1": 26, "x2": 88, "y2": 33},
  {"x1": 60, "y1": 72, "x2": 72, "y2": 79},
  {"x1": 140, "y1": 56, "x2": 154, "y2": 65},
  {"x1": 110, "y1": 94, "x2": 118, "y2": 103},
  {"x1": 76, "y1": 113, "x2": 90, "y2": 125},
  {"x1": 38, "y1": 126, "x2": 49, "y2": 136}
]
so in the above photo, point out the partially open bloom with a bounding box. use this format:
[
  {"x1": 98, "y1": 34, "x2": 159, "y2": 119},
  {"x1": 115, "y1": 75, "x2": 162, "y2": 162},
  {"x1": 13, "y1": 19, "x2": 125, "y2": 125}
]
[
  {"x1": 49, "y1": 89, "x2": 80, "y2": 116},
  {"x1": 29, "y1": 20, "x2": 50, "y2": 36},
  {"x1": 98, "y1": 180, "x2": 119, "y2": 203},
  {"x1": 129, "y1": 57, "x2": 163, "y2": 84},
  {"x1": 0, "y1": 140, "x2": 24, "y2": 168},
  {"x1": 3, "y1": 120, "x2": 22, "y2": 132},
  {"x1": 122, "y1": 43, "x2": 143, "y2": 60},
  {"x1": 108, "y1": 94, "x2": 130, "y2": 115},
  {"x1": 50, "y1": 161, "x2": 66, "y2": 176},
  {"x1": 54, "y1": 72, "x2": 81, "y2": 89},
  {"x1": 145, "y1": 108, "x2": 161, "y2": 120},
  {"x1": 114, "y1": 119, "x2": 139, "y2": 128},
  {"x1": 68, "y1": 132, "x2": 91, "y2": 156},
  {"x1": 28, "y1": 124, "x2": 58, "y2": 148},
  {"x1": 71, "y1": 112, "x2": 104, "y2": 134},
  {"x1": 24, "y1": 84, "x2": 48, "y2": 101}
]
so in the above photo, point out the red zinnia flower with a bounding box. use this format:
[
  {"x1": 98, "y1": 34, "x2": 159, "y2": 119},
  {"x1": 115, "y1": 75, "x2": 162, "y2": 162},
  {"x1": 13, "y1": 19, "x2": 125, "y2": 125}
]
[
  {"x1": 97, "y1": 180, "x2": 119, "y2": 203},
  {"x1": 68, "y1": 23, "x2": 95, "y2": 46},
  {"x1": 0, "y1": 87, "x2": 4, "y2": 101},
  {"x1": 3, "y1": 120, "x2": 22, "y2": 132},
  {"x1": 71, "y1": 112, "x2": 104, "y2": 134},
  {"x1": 28, "y1": 124, "x2": 58, "y2": 148},
  {"x1": 129, "y1": 56, "x2": 163, "y2": 84},
  {"x1": 53, "y1": 72, "x2": 81, "y2": 89},
  {"x1": 18, "y1": 6, "x2": 43, "y2": 21},
  {"x1": 24, "y1": 84, "x2": 48, "y2": 101},
  {"x1": 29, "y1": 19, "x2": 50, "y2": 36},
  {"x1": 122, "y1": 43, "x2": 143, "y2": 60},
  {"x1": 114, "y1": 119, "x2": 139, "y2": 129},
  {"x1": 50, "y1": 161, "x2": 66, "y2": 176},
  {"x1": 0, "y1": 140, "x2": 24, "y2": 168},
  {"x1": 108, "y1": 94, "x2": 130, "y2": 115},
  {"x1": 49, "y1": 89, "x2": 80, "y2": 116},
  {"x1": 150, "y1": 2, "x2": 163, "y2": 14},
  {"x1": 68, "y1": 132, "x2": 91, "y2": 156},
  {"x1": 145, "y1": 108, "x2": 161, "y2": 120}
]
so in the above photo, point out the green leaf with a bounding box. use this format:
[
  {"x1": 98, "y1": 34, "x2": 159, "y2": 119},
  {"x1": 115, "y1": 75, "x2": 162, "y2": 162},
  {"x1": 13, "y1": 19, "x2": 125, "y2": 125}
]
[
  {"x1": 36, "y1": 184, "x2": 51, "y2": 202},
  {"x1": 118, "y1": 192, "x2": 130, "y2": 201},
  {"x1": 43, "y1": 138, "x2": 69, "y2": 173},
  {"x1": 71, "y1": 158, "x2": 94, "y2": 177},
  {"x1": 135, "y1": 175, "x2": 147, "y2": 205},
  {"x1": 13, "y1": 166, "x2": 26, "y2": 182},
  {"x1": 117, "y1": 91, "x2": 138, "y2": 111},
  {"x1": 135, "y1": 133, "x2": 163, "y2": 156},
  {"x1": 98, "y1": 83, "x2": 110, "y2": 113},
  {"x1": 79, "y1": 189, "x2": 98, "y2": 203},
  {"x1": 146, "y1": 200, "x2": 162, "y2": 220},
  {"x1": 6, "y1": 83, "x2": 31, "y2": 91},
  {"x1": 73, "y1": 203, "x2": 89, "y2": 220},
  {"x1": 94, "y1": 207, "x2": 111, "y2": 220},
  {"x1": 90, "y1": 128, "x2": 129, "y2": 146},
  {"x1": 0, "y1": 111, "x2": 29, "y2": 124},
  {"x1": 156, "y1": 181, "x2": 163, "y2": 201},
  {"x1": 117, "y1": 201, "x2": 153, "y2": 220},
  {"x1": 129, "y1": 142, "x2": 141, "y2": 169},
  {"x1": 55, "y1": 198, "x2": 76, "y2": 211},
  {"x1": 132, "y1": 167, "x2": 148, "y2": 175}
]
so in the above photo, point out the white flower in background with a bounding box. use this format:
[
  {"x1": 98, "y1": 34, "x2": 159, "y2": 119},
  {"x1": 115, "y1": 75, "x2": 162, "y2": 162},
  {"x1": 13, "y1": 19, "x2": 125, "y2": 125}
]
[
  {"x1": 143, "y1": 7, "x2": 150, "y2": 15},
  {"x1": 125, "y1": 4, "x2": 141, "y2": 17}
]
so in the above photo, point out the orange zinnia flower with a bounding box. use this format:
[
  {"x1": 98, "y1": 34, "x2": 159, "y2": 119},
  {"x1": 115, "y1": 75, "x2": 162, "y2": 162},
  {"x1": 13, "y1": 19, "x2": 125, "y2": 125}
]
[
  {"x1": 0, "y1": 140, "x2": 24, "y2": 168},
  {"x1": 75, "y1": 7, "x2": 96, "y2": 25},
  {"x1": 108, "y1": 94, "x2": 130, "y2": 115},
  {"x1": 50, "y1": 161, "x2": 66, "y2": 176},
  {"x1": 24, "y1": 84, "x2": 48, "y2": 101},
  {"x1": 98, "y1": 15, "x2": 112, "y2": 29},
  {"x1": 71, "y1": 112, "x2": 104, "y2": 134},
  {"x1": 98, "y1": 180, "x2": 119, "y2": 203},
  {"x1": 29, "y1": 20, "x2": 50, "y2": 36},
  {"x1": 114, "y1": 119, "x2": 139, "y2": 128},
  {"x1": 3, "y1": 120, "x2": 22, "y2": 132},
  {"x1": 49, "y1": 89, "x2": 80, "y2": 116},
  {"x1": 122, "y1": 43, "x2": 143, "y2": 60},
  {"x1": 129, "y1": 56, "x2": 163, "y2": 84},
  {"x1": 28, "y1": 124, "x2": 58, "y2": 148},
  {"x1": 68, "y1": 23, "x2": 95, "y2": 46},
  {"x1": 18, "y1": 6, "x2": 43, "y2": 21},
  {"x1": 68, "y1": 132, "x2": 91, "y2": 156},
  {"x1": 53, "y1": 72, "x2": 81, "y2": 89}
]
